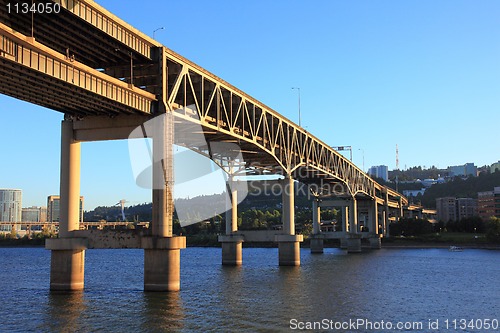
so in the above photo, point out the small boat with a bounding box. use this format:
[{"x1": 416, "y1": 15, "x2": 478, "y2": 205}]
[{"x1": 449, "y1": 246, "x2": 463, "y2": 252}]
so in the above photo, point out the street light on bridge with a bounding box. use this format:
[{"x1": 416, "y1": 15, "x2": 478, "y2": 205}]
[
  {"x1": 153, "y1": 27, "x2": 165, "y2": 39},
  {"x1": 291, "y1": 87, "x2": 301, "y2": 127}
]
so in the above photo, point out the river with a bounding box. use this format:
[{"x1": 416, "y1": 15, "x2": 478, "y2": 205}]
[{"x1": 0, "y1": 247, "x2": 498, "y2": 332}]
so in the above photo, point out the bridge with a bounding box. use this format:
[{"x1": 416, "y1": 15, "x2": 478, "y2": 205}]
[{"x1": 0, "y1": 0, "x2": 420, "y2": 292}]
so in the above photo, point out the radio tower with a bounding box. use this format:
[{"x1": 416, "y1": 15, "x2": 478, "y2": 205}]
[{"x1": 396, "y1": 144, "x2": 399, "y2": 192}]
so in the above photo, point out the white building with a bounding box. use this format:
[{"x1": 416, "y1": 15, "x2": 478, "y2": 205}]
[
  {"x1": 0, "y1": 189, "x2": 22, "y2": 231},
  {"x1": 368, "y1": 165, "x2": 388, "y2": 182},
  {"x1": 491, "y1": 161, "x2": 500, "y2": 173}
]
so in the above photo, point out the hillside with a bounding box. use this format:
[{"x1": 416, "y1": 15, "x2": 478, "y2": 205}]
[{"x1": 420, "y1": 171, "x2": 500, "y2": 208}]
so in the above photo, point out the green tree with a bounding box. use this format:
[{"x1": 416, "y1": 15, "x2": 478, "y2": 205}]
[{"x1": 486, "y1": 217, "x2": 500, "y2": 243}]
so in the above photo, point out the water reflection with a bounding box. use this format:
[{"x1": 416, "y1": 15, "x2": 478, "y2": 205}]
[
  {"x1": 142, "y1": 292, "x2": 185, "y2": 332},
  {"x1": 44, "y1": 291, "x2": 87, "y2": 332}
]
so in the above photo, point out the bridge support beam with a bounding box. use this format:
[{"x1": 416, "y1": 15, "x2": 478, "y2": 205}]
[
  {"x1": 47, "y1": 120, "x2": 86, "y2": 291},
  {"x1": 277, "y1": 176, "x2": 302, "y2": 265},
  {"x1": 219, "y1": 181, "x2": 243, "y2": 265},
  {"x1": 310, "y1": 198, "x2": 323, "y2": 253},
  {"x1": 143, "y1": 113, "x2": 185, "y2": 292}
]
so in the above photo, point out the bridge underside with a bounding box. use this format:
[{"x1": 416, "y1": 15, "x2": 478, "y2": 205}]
[{"x1": 0, "y1": 0, "x2": 413, "y2": 292}]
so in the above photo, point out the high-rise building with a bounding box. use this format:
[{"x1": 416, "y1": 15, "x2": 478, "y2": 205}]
[
  {"x1": 436, "y1": 197, "x2": 478, "y2": 222},
  {"x1": 0, "y1": 189, "x2": 22, "y2": 231},
  {"x1": 368, "y1": 165, "x2": 389, "y2": 182},
  {"x1": 478, "y1": 187, "x2": 500, "y2": 220},
  {"x1": 448, "y1": 163, "x2": 477, "y2": 177},
  {"x1": 47, "y1": 195, "x2": 84, "y2": 223}
]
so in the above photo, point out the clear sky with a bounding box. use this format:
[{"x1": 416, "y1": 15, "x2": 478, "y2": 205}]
[{"x1": 1, "y1": 0, "x2": 499, "y2": 210}]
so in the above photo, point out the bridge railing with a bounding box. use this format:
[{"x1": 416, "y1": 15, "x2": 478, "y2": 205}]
[{"x1": 0, "y1": 26, "x2": 156, "y2": 114}]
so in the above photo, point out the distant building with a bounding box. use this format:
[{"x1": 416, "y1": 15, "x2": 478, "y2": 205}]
[
  {"x1": 456, "y1": 198, "x2": 477, "y2": 221},
  {"x1": 22, "y1": 206, "x2": 43, "y2": 222},
  {"x1": 436, "y1": 197, "x2": 457, "y2": 222},
  {"x1": 448, "y1": 163, "x2": 477, "y2": 177},
  {"x1": 436, "y1": 197, "x2": 477, "y2": 222},
  {"x1": 403, "y1": 189, "x2": 426, "y2": 197},
  {"x1": 491, "y1": 161, "x2": 500, "y2": 173},
  {"x1": 0, "y1": 189, "x2": 22, "y2": 232},
  {"x1": 47, "y1": 195, "x2": 84, "y2": 223},
  {"x1": 368, "y1": 165, "x2": 388, "y2": 182},
  {"x1": 478, "y1": 187, "x2": 500, "y2": 220}
]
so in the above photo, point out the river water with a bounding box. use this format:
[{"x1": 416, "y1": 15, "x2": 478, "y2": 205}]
[{"x1": 0, "y1": 247, "x2": 498, "y2": 332}]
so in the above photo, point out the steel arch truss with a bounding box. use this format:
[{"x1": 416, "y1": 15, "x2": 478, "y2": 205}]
[{"x1": 164, "y1": 52, "x2": 375, "y2": 198}]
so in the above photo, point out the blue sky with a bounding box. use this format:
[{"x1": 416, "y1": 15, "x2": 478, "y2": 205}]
[{"x1": 1, "y1": 0, "x2": 499, "y2": 210}]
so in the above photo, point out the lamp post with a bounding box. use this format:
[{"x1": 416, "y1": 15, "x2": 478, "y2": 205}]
[
  {"x1": 291, "y1": 87, "x2": 301, "y2": 127},
  {"x1": 153, "y1": 27, "x2": 165, "y2": 39}
]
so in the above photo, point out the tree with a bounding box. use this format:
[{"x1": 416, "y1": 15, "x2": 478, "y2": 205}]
[{"x1": 486, "y1": 217, "x2": 500, "y2": 243}]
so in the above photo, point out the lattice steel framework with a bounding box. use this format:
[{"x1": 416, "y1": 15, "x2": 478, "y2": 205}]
[{"x1": 0, "y1": 0, "x2": 407, "y2": 205}]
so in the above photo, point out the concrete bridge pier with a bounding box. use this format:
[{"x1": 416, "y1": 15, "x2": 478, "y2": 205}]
[
  {"x1": 384, "y1": 191, "x2": 390, "y2": 237},
  {"x1": 46, "y1": 120, "x2": 86, "y2": 291},
  {"x1": 310, "y1": 198, "x2": 324, "y2": 253},
  {"x1": 347, "y1": 198, "x2": 361, "y2": 253},
  {"x1": 339, "y1": 205, "x2": 349, "y2": 249},
  {"x1": 277, "y1": 176, "x2": 302, "y2": 265},
  {"x1": 143, "y1": 112, "x2": 185, "y2": 292},
  {"x1": 368, "y1": 200, "x2": 382, "y2": 249},
  {"x1": 219, "y1": 180, "x2": 243, "y2": 265}
]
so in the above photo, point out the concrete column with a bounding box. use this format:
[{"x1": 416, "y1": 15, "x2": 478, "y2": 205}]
[
  {"x1": 384, "y1": 191, "x2": 390, "y2": 237},
  {"x1": 151, "y1": 113, "x2": 174, "y2": 238},
  {"x1": 398, "y1": 197, "x2": 404, "y2": 221},
  {"x1": 59, "y1": 120, "x2": 81, "y2": 237},
  {"x1": 49, "y1": 120, "x2": 85, "y2": 291},
  {"x1": 312, "y1": 198, "x2": 321, "y2": 234},
  {"x1": 381, "y1": 210, "x2": 387, "y2": 236},
  {"x1": 340, "y1": 205, "x2": 349, "y2": 249},
  {"x1": 347, "y1": 235, "x2": 362, "y2": 253},
  {"x1": 369, "y1": 236, "x2": 382, "y2": 249},
  {"x1": 225, "y1": 179, "x2": 238, "y2": 235},
  {"x1": 347, "y1": 198, "x2": 361, "y2": 253},
  {"x1": 349, "y1": 198, "x2": 358, "y2": 234},
  {"x1": 281, "y1": 176, "x2": 295, "y2": 235},
  {"x1": 342, "y1": 205, "x2": 349, "y2": 234},
  {"x1": 278, "y1": 175, "x2": 302, "y2": 266},
  {"x1": 372, "y1": 201, "x2": 379, "y2": 235},
  {"x1": 142, "y1": 237, "x2": 186, "y2": 291},
  {"x1": 369, "y1": 201, "x2": 381, "y2": 249},
  {"x1": 144, "y1": 113, "x2": 185, "y2": 292},
  {"x1": 310, "y1": 198, "x2": 324, "y2": 253},
  {"x1": 220, "y1": 180, "x2": 242, "y2": 265}
]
